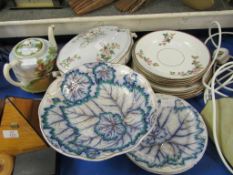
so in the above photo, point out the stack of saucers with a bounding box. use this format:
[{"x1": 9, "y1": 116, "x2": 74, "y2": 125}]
[{"x1": 132, "y1": 30, "x2": 211, "y2": 99}]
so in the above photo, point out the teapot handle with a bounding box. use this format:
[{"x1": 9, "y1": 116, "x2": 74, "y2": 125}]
[{"x1": 3, "y1": 61, "x2": 24, "y2": 87}]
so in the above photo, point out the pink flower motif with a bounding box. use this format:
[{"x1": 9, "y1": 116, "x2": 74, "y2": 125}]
[{"x1": 147, "y1": 59, "x2": 152, "y2": 65}]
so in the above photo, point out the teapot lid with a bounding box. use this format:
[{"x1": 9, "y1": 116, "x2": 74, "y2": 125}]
[{"x1": 14, "y1": 38, "x2": 45, "y2": 58}]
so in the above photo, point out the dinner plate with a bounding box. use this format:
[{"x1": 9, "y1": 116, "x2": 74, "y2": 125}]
[
  {"x1": 57, "y1": 26, "x2": 134, "y2": 73},
  {"x1": 133, "y1": 30, "x2": 210, "y2": 80},
  {"x1": 127, "y1": 94, "x2": 208, "y2": 174},
  {"x1": 39, "y1": 62, "x2": 157, "y2": 161}
]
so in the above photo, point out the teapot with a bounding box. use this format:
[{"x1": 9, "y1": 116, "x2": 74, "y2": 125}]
[{"x1": 3, "y1": 25, "x2": 57, "y2": 93}]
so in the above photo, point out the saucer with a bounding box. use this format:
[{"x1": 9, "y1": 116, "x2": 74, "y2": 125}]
[
  {"x1": 39, "y1": 62, "x2": 157, "y2": 161},
  {"x1": 132, "y1": 52, "x2": 212, "y2": 99},
  {"x1": 150, "y1": 81, "x2": 203, "y2": 93},
  {"x1": 127, "y1": 94, "x2": 208, "y2": 174},
  {"x1": 132, "y1": 60, "x2": 207, "y2": 86},
  {"x1": 133, "y1": 30, "x2": 210, "y2": 80}
]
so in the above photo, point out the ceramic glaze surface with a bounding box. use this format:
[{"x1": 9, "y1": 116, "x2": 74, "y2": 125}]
[
  {"x1": 150, "y1": 81, "x2": 202, "y2": 93},
  {"x1": 57, "y1": 26, "x2": 132, "y2": 73},
  {"x1": 127, "y1": 94, "x2": 208, "y2": 174},
  {"x1": 15, "y1": 38, "x2": 43, "y2": 57},
  {"x1": 8, "y1": 38, "x2": 57, "y2": 92},
  {"x1": 10, "y1": 38, "x2": 57, "y2": 78},
  {"x1": 39, "y1": 62, "x2": 157, "y2": 161},
  {"x1": 134, "y1": 30, "x2": 210, "y2": 79},
  {"x1": 3, "y1": 25, "x2": 57, "y2": 93}
]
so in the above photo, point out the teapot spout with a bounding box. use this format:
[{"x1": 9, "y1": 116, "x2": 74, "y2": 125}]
[{"x1": 48, "y1": 25, "x2": 57, "y2": 50}]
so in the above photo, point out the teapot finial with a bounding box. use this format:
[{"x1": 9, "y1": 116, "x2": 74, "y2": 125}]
[{"x1": 48, "y1": 25, "x2": 57, "y2": 50}]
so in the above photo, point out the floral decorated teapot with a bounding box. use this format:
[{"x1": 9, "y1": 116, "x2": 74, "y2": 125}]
[{"x1": 3, "y1": 25, "x2": 57, "y2": 93}]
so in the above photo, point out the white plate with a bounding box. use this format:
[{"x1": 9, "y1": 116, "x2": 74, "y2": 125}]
[
  {"x1": 39, "y1": 62, "x2": 157, "y2": 161},
  {"x1": 127, "y1": 94, "x2": 208, "y2": 174},
  {"x1": 150, "y1": 81, "x2": 202, "y2": 93},
  {"x1": 133, "y1": 30, "x2": 210, "y2": 80},
  {"x1": 57, "y1": 26, "x2": 133, "y2": 73}
]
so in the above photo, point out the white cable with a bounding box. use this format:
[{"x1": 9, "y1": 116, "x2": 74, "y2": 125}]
[
  {"x1": 202, "y1": 21, "x2": 222, "y2": 102},
  {"x1": 208, "y1": 23, "x2": 221, "y2": 48},
  {"x1": 203, "y1": 21, "x2": 233, "y2": 173},
  {"x1": 205, "y1": 32, "x2": 233, "y2": 51},
  {"x1": 202, "y1": 21, "x2": 233, "y2": 103},
  {"x1": 215, "y1": 66, "x2": 233, "y2": 92},
  {"x1": 211, "y1": 62, "x2": 233, "y2": 174}
]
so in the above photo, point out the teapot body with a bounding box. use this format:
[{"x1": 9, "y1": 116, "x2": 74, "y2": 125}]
[
  {"x1": 10, "y1": 38, "x2": 57, "y2": 79},
  {"x1": 4, "y1": 27, "x2": 57, "y2": 93}
]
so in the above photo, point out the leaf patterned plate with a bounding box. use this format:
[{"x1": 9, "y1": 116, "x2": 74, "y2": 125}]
[
  {"x1": 133, "y1": 30, "x2": 210, "y2": 80},
  {"x1": 38, "y1": 62, "x2": 157, "y2": 161},
  {"x1": 127, "y1": 94, "x2": 208, "y2": 174},
  {"x1": 57, "y1": 26, "x2": 134, "y2": 73}
]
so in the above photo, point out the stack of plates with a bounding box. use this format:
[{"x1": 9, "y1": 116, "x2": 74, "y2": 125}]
[{"x1": 132, "y1": 30, "x2": 211, "y2": 99}]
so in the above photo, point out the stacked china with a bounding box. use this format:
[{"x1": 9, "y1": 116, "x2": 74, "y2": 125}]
[
  {"x1": 132, "y1": 30, "x2": 211, "y2": 99},
  {"x1": 38, "y1": 26, "x2": 209, "y2": 175}
]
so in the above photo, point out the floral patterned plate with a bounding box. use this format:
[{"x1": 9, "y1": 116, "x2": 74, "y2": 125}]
[
  {"x1": 39, "y1": 62, "x2": 157, "y2": 161},
  {"x1": 57, "y1": 26, "x2": 134, "y2": 73},
  {"x1": 133, "y1": 30, "x2": 210, "y2": 80},
  {"x1": 150, "y1": 81, "x2": 203, "y2": 93},
  {"x1": 127, "y1": 94, "x2": 208, "y2": 174}
]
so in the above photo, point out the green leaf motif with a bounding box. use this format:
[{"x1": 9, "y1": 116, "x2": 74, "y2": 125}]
[
  {"x1": 136, "y1": 50, "x2": 159, "y2": 67},
  {"x1": 159, "y1": 33, "x2": 175, "y2": 46}
]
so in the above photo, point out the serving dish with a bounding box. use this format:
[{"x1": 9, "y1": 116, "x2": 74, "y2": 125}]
[
  {"x1": 57, "y1": 26, "x2": 135, "y2": 73},
  {"x1": 127, "y1": 94, "x2": 208, "y2": 174},
  {"x1": 39, "y1": 62, "x2": 157, "y2": 161}
]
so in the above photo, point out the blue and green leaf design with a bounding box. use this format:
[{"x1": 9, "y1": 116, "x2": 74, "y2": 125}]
[
  {"x1": 128, "y1": 95, "x2": 207, "y2": 172},
  {"x1": 40, "y1": 62, "x2": 156, "y2": 160}
]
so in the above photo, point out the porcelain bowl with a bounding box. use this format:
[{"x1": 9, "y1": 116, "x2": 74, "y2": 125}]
[
  {"x1": 127, "y1": 94, "x2": 208, "y2": 174},
  {"x1": 39, "y1": 62, "x2": 157, "y2": 161}
]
